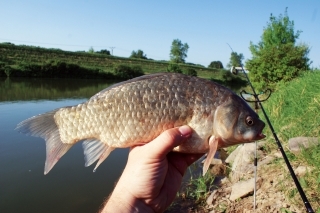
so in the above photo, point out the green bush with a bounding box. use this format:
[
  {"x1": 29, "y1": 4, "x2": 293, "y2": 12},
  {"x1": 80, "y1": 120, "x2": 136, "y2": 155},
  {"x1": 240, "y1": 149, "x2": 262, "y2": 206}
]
[
  {"x1": 246, "y1": 9, "x2": 310, "y2": 91},
  {"x1": 114, "y1": 65, "x2": 144, "y2": 79},
  {"x1": 167, "y1": 63, "x2": 182, "y2": 73},
  {"x1": 184, "y1": 68, "x2": 197, "y2": 76}
]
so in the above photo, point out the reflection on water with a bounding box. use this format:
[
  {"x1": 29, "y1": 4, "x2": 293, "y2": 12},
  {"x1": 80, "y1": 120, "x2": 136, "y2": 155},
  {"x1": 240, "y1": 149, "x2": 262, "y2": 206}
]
[
  {"x1": 0, "y1": 78, "x2": 128, "y2": 213},
  {"x1": 0, "y1": 77, "x2": 118, "y2": 101}
]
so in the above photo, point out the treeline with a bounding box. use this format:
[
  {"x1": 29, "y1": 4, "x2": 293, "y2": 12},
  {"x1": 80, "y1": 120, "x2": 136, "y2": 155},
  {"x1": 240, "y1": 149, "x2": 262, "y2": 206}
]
[
  {"x1": 0, "y1": 43, "x2": 216, "y2": 79},
  {"x1": 0, "y1": 42, "x2": 247, "y2": 90},
  {"x1": 0, "y1": 60, "x2": 146, "y2": 80}
]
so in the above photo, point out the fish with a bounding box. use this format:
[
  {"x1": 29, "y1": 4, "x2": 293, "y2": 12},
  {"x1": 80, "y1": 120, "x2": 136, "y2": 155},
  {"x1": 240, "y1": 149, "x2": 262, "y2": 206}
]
[{"x1": 16, "y1": 73, "x2": 265, "y2": 175}]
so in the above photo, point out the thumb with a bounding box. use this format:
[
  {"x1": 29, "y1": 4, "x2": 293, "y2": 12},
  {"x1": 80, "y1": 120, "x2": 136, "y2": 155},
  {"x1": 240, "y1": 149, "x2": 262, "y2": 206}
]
[{"x1": 144, "y1": 125, "x2": 193, "y2": 159}]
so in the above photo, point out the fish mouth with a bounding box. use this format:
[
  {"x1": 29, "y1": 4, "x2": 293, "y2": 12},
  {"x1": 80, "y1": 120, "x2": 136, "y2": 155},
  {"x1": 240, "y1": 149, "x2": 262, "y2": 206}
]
[{"x1": 255, "y1": 132, "x2": 266, "y2": 140}]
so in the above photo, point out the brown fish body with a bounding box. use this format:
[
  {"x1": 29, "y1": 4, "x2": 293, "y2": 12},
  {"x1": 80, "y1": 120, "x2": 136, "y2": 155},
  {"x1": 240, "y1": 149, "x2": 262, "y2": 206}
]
[{"x1": 17, "y1": 73, "x2": 265, "y2": 175}]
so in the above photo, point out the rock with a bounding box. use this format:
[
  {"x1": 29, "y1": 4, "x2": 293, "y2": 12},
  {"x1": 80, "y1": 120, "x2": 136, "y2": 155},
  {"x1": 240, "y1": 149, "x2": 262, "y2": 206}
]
[
  {"x1": 294, "y1": 165, "x2": 312, "y2": 176},
  {"x1": 211, "y1": 158, "x2": 223, "y2": 165},
  {"x1": 229, "y1": 144, "x2": 256, "y2": 182},
  {"x1": 220, "y1": 177, "x2": 230, "y2": 185},
  {"x1": 229, "y1": 177, "x2": 262, "y2": 201},
  {"x1": 206, "y1": 190, "x2": 217, "y2": 205},
  {"x1": 273, "y1": 151, "x2": 282, "y2": 158},
  {"x1": 258, "y1": 156, "x2": 274, "y2": 167},
  {"x1": 288, "y1": 137, "x2": 319, "y2": 153},
  {"x1": 242, "y1": 143, "x2": 257, "y2": 163},
  {"x1": 225, "y1": 145, "x2": 242, "y2": 164}
]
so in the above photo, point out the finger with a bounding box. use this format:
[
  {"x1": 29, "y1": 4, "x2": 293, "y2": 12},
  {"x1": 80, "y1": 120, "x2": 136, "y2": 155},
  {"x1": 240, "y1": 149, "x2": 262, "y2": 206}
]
[{"x1": 144, "y1": 125, "x2": 193, "y2": 159}]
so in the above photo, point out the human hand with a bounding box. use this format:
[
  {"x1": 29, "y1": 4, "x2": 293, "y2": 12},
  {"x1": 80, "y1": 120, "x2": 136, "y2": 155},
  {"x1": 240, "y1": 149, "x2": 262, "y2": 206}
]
[{"x1": 101, "y1": 125, "x2": 203, "y2": 213}]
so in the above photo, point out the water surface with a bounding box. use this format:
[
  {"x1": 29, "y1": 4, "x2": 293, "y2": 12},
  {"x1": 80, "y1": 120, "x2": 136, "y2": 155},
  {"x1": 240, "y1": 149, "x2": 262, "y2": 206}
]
[{"x1": 0, "y1": 78, "x2": 128, "y2": 213}]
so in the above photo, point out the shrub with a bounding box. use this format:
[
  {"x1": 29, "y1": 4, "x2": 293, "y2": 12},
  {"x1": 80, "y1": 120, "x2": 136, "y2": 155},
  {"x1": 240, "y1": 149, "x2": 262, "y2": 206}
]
[
  {"x1": 114, "y1": 65, "x2": 144, "y2": 79},
  {"x1": 184, "y1": 68, "x2": 197, "y2": 76},
  {"x1": 166, "y1": 63, "x2": 182, "y2": 73}
]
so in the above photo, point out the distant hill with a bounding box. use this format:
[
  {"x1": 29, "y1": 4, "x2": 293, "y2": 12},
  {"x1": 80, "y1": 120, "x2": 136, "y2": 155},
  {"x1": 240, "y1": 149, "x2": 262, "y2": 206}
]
[{"x1": 0, "y1": 43, "x2": 221, "y2": 78}]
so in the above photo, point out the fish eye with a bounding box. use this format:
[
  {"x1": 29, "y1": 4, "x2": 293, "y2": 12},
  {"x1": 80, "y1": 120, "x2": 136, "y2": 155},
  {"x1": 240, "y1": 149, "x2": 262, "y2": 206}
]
[{"x1": 246, "y1": 116, "x2": 254, "y2": 126}]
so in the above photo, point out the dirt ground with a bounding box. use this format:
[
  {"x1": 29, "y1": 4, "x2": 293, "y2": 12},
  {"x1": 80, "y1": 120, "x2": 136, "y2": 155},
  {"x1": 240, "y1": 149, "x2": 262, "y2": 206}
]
[{"x1": 165, "y1": 153, "x2": 311, "y2": 213}]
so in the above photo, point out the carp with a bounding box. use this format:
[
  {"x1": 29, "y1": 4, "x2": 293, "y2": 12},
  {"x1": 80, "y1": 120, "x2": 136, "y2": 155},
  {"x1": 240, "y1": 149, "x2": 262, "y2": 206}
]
[{"x1": 16, "y1": 73, "x2": 265, "y2": 175}]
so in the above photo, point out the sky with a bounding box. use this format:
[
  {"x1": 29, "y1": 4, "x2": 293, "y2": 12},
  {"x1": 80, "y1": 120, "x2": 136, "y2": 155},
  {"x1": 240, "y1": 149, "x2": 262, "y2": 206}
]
[{"x1": 1, "y1": 0, "x2": 319, "y2": 68}]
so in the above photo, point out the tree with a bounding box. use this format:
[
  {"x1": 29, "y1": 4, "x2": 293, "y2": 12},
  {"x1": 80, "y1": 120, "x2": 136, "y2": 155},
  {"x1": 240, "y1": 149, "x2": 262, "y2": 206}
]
[
  {"x1": 96, "y1": 49, "x2": 111, "y2": 55},
  {"x1": 227, "y1": 52, "x2": 244, "y2": 68},
  {"x1": 130, "y1": 49, "x2": 148, "y2": 59},
  {"x1": 88, "y1": 47, "x2": 95, "y2": 54},
  {"x1": 208, "y1": 61, "x2": 224, "y2": 69},
  {"x1": 246, "y1": 8, "x2": 310, "y2": 90},
  {"x1": 170, "y1": 39, "x2": 189, "y2": 63}
]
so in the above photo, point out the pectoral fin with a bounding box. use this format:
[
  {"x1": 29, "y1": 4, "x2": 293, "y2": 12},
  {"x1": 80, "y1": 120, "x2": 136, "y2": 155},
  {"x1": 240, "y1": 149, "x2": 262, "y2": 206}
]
[{"x1": 203, "y1": 136, "x2": 218, "y2": 176}]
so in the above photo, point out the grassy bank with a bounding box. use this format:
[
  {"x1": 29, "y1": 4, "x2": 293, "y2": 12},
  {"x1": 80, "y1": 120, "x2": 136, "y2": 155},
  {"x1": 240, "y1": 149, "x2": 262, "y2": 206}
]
[
  {"x1": 262, "y1": 70, "x2": 320, "y2": 141},
  {"x1": 0, "y1": 43, "x2": 223, "y2": 79},
  {"x1": 0, "y1": 43, "x2": 247, "y2": 91},
  {"x1": 174, "y1": 70, "x2": 320, "y2": 212},
  {"x1": 260, "y1": 70, "x2": 320, "y2": 210}
]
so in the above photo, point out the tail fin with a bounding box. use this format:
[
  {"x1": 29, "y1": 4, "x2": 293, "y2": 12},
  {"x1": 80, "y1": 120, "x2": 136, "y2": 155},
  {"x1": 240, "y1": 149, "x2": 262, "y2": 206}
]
[{"x1": 16, "y1": 110, "x2": 72, "y2": 175}]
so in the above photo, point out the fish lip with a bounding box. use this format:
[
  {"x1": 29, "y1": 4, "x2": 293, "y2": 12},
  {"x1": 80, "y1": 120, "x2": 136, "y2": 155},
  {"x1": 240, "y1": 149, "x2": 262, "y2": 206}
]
[{"x1": 255, "y1": 133, "x2": 266, "y2": 140}]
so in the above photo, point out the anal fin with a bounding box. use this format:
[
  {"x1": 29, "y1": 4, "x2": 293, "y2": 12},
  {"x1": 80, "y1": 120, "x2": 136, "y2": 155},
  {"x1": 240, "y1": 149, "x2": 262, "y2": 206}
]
[
  {"x1": 82, "y1": 139, "x2": 115, "y2": 172},
  {"x1": 203, "y1": 136, "x2": 218, "y2": 176},
  {"x1": 93, "y1": 147, "x2": 115, "y2": 172}
]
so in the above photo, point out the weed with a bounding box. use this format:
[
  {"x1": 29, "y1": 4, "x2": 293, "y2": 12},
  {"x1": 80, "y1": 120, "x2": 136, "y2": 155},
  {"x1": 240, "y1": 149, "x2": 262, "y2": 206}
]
[
  {"x1": 187, "y1": 172, "x2": 216, "y2": 202},
  {"x1": 280, "y1": 208, "x2": 293, "y2": 213}
]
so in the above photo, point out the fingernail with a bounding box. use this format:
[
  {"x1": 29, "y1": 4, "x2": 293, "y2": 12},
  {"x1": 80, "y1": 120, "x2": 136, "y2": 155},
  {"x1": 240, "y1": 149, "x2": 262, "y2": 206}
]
[{"x1": 178, "y1": 125, "x2": 192, "y2": 137}]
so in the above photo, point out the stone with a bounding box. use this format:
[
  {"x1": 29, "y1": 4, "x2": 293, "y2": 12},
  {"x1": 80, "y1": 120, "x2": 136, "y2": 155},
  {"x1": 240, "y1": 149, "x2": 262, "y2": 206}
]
[
  {"x1": 242, "y1": 143, "x2": 256, "y2": 163},
  {"x1": 210, "y1": 158, "x2": 223, "y2": 165},
  {"x1": 294, "y1": 165, "x2": 312, "y2": 176},
  {"x1": 229, "y1": 177, "x2": 262, "y2": 201},
  {"x1": 220, "y1": 177, "x2": 230, "y2": 185},
  {"x1": 225, "y1": 145, "x2": 242, "y2": 164},
  {"x1": 206, "y1": 190, "x2": 217, "y2": 205},
  {"x1": 288, "y1": 137, "x2": 319, "y2": 153},
  {"x1": 273, "y1": 151, "x2": 282, "y2": 158},
  {"x1": 258, "y1": 156, "x2": 274, "y2": 167}
]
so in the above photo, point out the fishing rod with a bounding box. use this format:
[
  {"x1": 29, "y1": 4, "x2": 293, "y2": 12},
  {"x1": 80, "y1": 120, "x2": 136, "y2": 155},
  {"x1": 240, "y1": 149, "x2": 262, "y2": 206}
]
[{"x1": 231, "y1": 65, "x2": 314, "y2": 213}]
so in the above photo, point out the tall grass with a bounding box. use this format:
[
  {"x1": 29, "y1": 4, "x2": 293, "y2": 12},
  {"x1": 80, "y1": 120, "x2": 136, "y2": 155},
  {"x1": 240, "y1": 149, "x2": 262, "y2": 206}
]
[
  {"x1": 260, "y1": 71, "x2": 320, "y2": 210},
  {"x1": 261, "y1": 71, "x2": 320, "y2": 143}
]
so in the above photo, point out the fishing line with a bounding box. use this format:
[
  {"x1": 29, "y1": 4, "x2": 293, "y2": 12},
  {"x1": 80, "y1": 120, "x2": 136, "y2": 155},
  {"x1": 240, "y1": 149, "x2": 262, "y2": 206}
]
[{"x1": 227, "y1": 46, "x2": 314, "y2": 212}]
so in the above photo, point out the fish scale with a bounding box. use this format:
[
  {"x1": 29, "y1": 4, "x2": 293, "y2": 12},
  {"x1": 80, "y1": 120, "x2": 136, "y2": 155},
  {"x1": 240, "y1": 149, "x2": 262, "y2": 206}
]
[{"x1": 16, "y1": 73, "x2": 265, "y2": 175}]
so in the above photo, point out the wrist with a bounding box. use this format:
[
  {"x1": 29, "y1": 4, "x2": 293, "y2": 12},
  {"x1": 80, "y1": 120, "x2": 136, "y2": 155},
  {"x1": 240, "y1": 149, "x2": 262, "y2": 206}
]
[{"x1": 101, "y1": 186, "x2": 155, "y2": 213}]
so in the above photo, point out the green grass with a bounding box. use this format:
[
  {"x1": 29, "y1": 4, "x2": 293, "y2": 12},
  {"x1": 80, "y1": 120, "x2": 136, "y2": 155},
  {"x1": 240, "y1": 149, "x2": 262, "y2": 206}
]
[
  {"x1": 204, "y1": 71, "x2": 320, "y2": 211},
  {"x1": 186, "y1": 171, "x2": 216, "y2": 202},
  {"x1": 261, "y1": 71, "x2": 320, "y2": 143},
  {"x1": 0, "y1": 42, "x2": 222, "y2": 79},
  {"x1": 259, "y1": 71, "x2": 320, "y2": 210}
]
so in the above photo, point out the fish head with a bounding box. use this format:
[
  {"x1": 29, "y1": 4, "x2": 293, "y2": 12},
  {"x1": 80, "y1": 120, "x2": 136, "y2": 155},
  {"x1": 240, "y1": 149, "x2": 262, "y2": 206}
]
[{"x1": 213, "y1": 95, "x2": 266, "y2": 148}]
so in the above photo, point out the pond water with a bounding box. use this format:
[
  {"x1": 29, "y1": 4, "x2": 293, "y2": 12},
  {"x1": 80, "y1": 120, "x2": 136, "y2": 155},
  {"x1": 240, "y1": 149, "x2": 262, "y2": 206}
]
[
  {"x1": 0, "y1": 77, "x2": 240, "y2": 213},
  {"x1": 0, "y1": 78, "x2": 129, "y2": 213}
]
